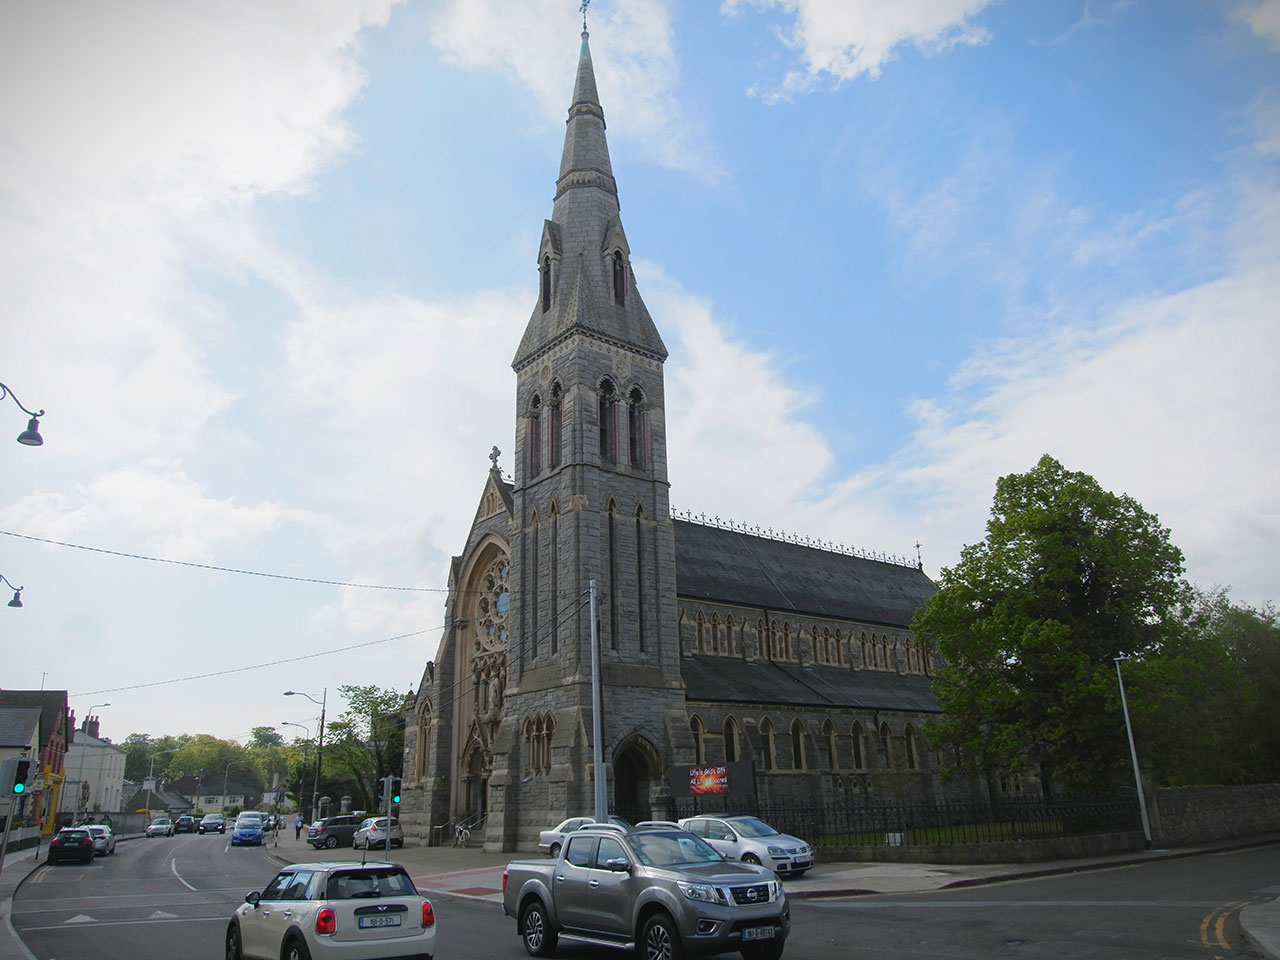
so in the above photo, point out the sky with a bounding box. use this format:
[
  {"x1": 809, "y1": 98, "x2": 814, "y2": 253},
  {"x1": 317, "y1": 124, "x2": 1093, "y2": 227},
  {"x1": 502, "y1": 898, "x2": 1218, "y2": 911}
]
[{"x1": 1, "y1": 0, "x2": 1277, "y2": 748}]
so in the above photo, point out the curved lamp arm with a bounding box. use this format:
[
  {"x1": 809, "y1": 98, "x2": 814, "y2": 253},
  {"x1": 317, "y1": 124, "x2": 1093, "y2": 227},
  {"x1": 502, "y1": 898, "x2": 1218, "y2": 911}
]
[
  {"x1": 0, "y1": 381, "x2": 45, "y2": 446},
  {"x1": 1, "y1": 573, "x2": 22, "y2": 608}
]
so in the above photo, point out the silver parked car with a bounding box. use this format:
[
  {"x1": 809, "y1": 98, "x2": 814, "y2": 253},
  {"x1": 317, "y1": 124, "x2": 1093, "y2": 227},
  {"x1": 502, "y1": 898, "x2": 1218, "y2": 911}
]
[
  {"x1": 85, "y1": 823, "x2": 117, "y2": 855},
  {"x1": 536, "y1": 815, "x2": 630, "y2": 857},
  {"x1": 352, "y1": 817, "x2": 403, "y2": 850},
  {"x1": 226, "y1": 861, "x2": 436, "y2": 960},
  {"x1": 146, "y1": 816, "x2": 175, "y2": 837},
  {"x1": 678, "y1": 815, "x2": 813, "y2": 876}
]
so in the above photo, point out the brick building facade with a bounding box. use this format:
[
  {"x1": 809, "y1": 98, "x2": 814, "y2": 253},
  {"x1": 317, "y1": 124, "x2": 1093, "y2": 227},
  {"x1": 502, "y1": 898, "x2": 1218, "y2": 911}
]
[{"x1": 400, "y1": 29, "x2": 949, "y2": 852}]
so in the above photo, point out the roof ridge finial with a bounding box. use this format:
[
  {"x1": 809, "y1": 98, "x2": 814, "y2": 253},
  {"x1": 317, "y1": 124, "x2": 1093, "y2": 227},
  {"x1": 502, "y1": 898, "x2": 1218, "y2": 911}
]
[{"x1": 580, "y1": 0, "x2": 590, "y2": 32}]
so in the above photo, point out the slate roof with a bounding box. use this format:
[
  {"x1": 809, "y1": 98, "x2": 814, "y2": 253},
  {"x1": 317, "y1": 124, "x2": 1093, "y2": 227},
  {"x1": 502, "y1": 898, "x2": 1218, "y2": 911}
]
[
  {"x1": 682, "y1": 656, "x2": 940, "y2": 713},
  {"x1": 673, "y1": 520, "x2": 935, "y2": 628},
  {"x1": 0, "y1": 706, "x2": 42, "y2": 748},
  {"x1": 0, "y1": 690, "x2": 69, "y2": 750}
]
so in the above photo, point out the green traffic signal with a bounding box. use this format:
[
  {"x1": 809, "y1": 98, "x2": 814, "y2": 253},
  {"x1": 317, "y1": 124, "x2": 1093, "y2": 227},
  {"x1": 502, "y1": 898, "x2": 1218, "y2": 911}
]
[{"x1": 13, "y1": 781, "x2": 24, "y2": 794}]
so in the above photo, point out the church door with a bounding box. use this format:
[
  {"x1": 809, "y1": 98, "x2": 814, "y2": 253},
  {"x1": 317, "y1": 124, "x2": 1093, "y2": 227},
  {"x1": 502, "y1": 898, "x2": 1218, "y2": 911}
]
[{"x1": 612, "y1": 739, "x2": 659, "y2": 823}]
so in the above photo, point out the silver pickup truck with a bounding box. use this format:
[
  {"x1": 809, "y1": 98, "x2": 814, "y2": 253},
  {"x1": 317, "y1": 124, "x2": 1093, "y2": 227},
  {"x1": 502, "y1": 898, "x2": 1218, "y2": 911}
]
[{"x1": 502, "y1": 823, "x2": 790, "y2": 960}]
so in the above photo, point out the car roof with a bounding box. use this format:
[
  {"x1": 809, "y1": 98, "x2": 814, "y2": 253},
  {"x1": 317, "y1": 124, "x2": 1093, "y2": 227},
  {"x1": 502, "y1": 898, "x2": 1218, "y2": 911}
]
[{"x1": 277, "y1": 861, "x2": 406, "y2": 874}]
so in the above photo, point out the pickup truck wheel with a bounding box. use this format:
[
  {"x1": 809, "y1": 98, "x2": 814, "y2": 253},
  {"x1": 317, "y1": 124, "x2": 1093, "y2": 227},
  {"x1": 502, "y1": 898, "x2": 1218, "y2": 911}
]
[
  {"x1": 521, "y1": 900, "x2": 558, "y2": 957},
  {"x1": 642, "y1": 913, "x2": 683, "y2": 960}
]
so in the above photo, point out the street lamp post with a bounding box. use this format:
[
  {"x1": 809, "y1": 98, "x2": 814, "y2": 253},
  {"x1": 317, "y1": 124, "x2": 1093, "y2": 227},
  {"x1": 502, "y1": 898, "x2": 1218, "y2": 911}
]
[
  {"x1": 281, "y1": 721, "x2": 311, "y2": 817},
  {"x1": 0, "y1": 381, "x2": 44, "y2": 446},
  {"x1": 1114, "y1": 656, "x2": 1153, "y2": 848},
  {"x1": 284, "y1": 689, "x2": 326, "y2": 821}
]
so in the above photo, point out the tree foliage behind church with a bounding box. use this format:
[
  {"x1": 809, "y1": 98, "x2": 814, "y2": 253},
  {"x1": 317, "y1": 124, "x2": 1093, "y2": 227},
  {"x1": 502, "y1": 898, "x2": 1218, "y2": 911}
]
[{"x1": 914, "y1": 454, "x2": 1188, "y2": 792}]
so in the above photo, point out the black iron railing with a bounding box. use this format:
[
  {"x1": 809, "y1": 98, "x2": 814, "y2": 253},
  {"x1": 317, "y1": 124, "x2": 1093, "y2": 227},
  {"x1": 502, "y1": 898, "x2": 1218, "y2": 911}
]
[{"x1": 648, "y1": 795, "x2": 1141, "y2": 847}]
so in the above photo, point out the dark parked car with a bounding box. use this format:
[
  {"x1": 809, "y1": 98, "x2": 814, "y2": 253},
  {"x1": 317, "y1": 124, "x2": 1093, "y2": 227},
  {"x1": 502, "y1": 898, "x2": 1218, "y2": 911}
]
[
  {"x1": 199, "y1": 813, "x2": 226, "y2": 834},
  {"x1": 174, "y1": 814, "x2": 196, "y2": 833},
  {"x1": 307, "y1": 814, "x2": 365, "y2": 849},
  {"x1": 48, "y1": 828, "x2": 95, "y2": 864}
]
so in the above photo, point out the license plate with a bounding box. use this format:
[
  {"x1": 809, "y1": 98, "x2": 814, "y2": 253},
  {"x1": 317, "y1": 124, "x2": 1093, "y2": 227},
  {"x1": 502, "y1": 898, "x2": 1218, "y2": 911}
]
[
  {"x1": 742, "y1": 926, "x2": 775, "y2": 941},
  {"x1": 358, "y1": 914, "x2": 402, "y2": 929},
  {"x1": 790, "y1": 860, "x2": 811, "y2": 869}
]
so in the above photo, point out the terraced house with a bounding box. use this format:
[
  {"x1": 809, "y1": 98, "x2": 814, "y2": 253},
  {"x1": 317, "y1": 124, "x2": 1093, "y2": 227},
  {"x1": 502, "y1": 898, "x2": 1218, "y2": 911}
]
[{"x1": 401, "y1": 28, "x2": 946, "y2": 852}]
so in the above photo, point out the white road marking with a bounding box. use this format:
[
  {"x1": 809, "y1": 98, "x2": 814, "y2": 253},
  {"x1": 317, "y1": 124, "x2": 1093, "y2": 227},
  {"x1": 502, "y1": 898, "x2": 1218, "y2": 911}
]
[
  {"x1": 170, "y1": 857, "x2": 197, "y2": 891},
  {"x1": 63, "y1": 915, "x2": 94, "y2": 924}
]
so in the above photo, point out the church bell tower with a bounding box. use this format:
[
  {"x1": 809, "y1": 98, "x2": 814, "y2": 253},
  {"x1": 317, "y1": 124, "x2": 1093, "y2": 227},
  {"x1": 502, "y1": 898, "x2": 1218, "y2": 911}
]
[{"x1": 483, "y1": 27, "x2": 691, "y2": 848}]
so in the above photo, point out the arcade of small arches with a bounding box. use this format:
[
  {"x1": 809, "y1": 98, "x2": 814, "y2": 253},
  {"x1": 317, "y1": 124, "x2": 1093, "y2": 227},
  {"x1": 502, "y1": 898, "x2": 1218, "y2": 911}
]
[
  {"x1": 526, "y1": 376, "x2": 649, "y2": 477},
  {"x1": 688, "y1": 713, "x2": 931, "y2": 775},
  {"x1": 680, "y1": 608, "x2": 931, "y2": 674}
]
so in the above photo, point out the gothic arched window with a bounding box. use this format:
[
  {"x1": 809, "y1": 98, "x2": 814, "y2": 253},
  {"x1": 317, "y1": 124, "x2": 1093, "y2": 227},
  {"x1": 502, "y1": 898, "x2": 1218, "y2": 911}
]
[
  {"x1": 723, "y1": 716, "x2": 739, "y2": 763},
  {"x1": 612, "y1": 250, "x2": 626, "y2": 305},
  {"x1": 879, "y1": 722, "x2": 893, "y2": 769},
  {"x1": 905, "y1": 723, "x2": 920, "y2": 770},
  {"x1": 790, "y1": 718, "x2": 805, "y2": 770},
  {"x1": 598, "y1": 379, "x2": 616, "y2": 462},
  {"x1": 851, "y1": 722, "x2": 866, "y2": 770},
  {"x1": 549, "y1": 382, "x2": 563, "y2": 468},
  {"x1": 823, "y1": 720, "x2": 837, "y2": 770},
  {"x1": 628, "y1": 387, "x2": 645, "y2": 467},
  {"x1": 541, "y1": 255, "x2": 552, "y2": 312},
  {"x1": 760, "y1": 718, "x2": 776, "y2": 770},
  {"x1": 691, "y1": 715, "x2": 705, "y2": 765},
  {"x1": 528, "y1": 394, "x2": 542, "y2": 476}
]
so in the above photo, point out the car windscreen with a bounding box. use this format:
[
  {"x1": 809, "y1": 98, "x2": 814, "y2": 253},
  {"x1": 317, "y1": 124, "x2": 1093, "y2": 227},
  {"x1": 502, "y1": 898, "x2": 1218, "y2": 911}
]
[
  {"x1": 59, "y1": 830, "x2": 90, "y2": 840},
  {"x1": 730, "y1": 817, "x2": 780, "y2": 838},
  {"x1": 627, "y1": 831, "x2": 724, "y2": 867},
  {"x1": 325, "y1": 868, "x2": 418, "y2": 899}
]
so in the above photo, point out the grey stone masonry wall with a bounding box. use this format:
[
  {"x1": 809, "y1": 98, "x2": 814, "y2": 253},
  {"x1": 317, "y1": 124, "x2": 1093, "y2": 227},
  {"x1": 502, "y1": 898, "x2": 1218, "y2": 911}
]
[{"x1": 1153, "y1": 783, "x2": 1280, "y2": 846}]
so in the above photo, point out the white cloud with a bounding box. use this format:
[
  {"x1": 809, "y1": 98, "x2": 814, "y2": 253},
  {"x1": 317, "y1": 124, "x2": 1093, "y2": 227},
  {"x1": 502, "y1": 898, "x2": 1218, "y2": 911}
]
[
  {"x1": 425, "y1": 0, "x2": 720, "y2": 179},
  {"x1": 723, "y1": 0, "x2": 994, "y2": 98},
  {"x1": 1235, "y1": 0, "x2": 1280, "y2": 50}
]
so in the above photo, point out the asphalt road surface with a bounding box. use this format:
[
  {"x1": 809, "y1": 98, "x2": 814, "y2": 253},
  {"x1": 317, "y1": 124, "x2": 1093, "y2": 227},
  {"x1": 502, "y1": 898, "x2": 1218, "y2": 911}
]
[{"x1": 12, "y1": 836, "x2": 1279, "y2": 959}]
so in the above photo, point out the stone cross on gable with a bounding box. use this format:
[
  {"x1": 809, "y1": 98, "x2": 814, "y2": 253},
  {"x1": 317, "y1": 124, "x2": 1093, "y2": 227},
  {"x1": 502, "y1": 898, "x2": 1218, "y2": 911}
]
[{"x1": 490, "y1": 445, "x2": 501, "y2": 470}]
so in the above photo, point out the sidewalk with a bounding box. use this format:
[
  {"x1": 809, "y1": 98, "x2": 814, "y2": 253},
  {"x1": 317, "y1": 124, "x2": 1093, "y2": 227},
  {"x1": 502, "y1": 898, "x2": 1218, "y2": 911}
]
[{"x1": 2, "y1": 830, "x2": 1276, "y2": 960}]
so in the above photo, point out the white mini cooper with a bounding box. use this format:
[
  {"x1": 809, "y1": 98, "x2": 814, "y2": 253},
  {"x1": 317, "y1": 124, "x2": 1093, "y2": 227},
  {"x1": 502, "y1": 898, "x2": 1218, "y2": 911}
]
[{"x1": 226, "y1": 861, "x2": 436, "y2": 960}]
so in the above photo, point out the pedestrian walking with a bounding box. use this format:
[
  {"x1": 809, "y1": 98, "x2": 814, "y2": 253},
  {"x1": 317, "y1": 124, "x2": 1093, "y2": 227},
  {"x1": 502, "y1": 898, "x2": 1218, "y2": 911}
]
[{"x1": 294, "y1": 814, "x2": 303, "y2": 840}]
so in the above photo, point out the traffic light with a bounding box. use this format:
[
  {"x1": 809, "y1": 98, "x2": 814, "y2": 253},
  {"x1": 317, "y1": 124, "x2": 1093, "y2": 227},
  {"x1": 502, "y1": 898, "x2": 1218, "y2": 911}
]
[
  {"x1": 390, "y1": 778, "x2": 401, "y2": 805},
  {"x1": 1, "y1": 756, "x2": 32, "y2": 796}
]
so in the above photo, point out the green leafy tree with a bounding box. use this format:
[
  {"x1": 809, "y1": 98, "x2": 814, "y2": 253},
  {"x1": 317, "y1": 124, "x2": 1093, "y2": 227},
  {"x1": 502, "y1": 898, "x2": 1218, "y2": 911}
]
[
  {"x1": 323, "y1": 684, "x2": 407, "y2": 811},
  {"x1": 914, "y1": 454, "x2": 1187, "y2": 793}
]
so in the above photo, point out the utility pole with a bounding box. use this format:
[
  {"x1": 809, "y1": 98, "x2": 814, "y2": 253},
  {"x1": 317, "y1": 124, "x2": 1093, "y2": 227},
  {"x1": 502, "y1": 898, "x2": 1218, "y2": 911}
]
[{"x1": 590, "y1": 579, "x2": 606, "y2": 821}]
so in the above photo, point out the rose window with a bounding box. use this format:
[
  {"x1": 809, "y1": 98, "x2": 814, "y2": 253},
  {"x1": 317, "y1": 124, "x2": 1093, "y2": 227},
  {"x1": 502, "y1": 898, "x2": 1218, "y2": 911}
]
[{"x1": 476, "y1": 559, "x2": 510, "y2": 653}]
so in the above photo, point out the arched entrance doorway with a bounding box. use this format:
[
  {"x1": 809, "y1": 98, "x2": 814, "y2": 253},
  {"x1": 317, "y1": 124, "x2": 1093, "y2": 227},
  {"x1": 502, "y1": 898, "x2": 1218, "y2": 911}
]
[
  {"x1": 460, "y1": 740, "x2": 489, "y2": 822},
  {"x1": 612, "y1": 735, "x2": 661, "y2": 823}
]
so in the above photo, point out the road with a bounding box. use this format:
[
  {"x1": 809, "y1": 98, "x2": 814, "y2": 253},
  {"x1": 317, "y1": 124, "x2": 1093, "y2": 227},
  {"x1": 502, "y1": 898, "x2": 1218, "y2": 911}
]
[{"x1": 11, "y1": 837, "x2": 1279, "y2": 959}]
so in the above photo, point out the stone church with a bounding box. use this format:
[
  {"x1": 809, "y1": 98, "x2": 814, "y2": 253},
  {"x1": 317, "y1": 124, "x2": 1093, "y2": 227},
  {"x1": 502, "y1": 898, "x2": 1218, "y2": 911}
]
[{"x1": 401, "y1": 29, "x2": 943, "y2": 852}]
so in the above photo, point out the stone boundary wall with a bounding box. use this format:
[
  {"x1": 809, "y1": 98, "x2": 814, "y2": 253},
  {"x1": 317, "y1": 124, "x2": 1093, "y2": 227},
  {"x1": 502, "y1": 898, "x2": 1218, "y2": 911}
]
[
  {"x1": 1151, "y1": 783, "x2": 1280, "y2": 847},
  {"x1": 823, "y1": 830, "x2": 1145, "y2": 865}
]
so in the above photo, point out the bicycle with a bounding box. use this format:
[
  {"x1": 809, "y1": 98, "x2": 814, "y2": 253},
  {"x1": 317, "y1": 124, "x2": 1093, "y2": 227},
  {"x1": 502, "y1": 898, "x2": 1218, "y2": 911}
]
[{"x1": 453, "y1": 823, "x2": 471, "y2": 848}]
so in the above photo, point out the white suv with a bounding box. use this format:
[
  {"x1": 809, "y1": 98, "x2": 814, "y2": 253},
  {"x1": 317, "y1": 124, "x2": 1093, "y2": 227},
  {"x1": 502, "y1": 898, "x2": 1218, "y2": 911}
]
[{"x1": 678, "y1": 815, "x2": 813, "y2": 876}]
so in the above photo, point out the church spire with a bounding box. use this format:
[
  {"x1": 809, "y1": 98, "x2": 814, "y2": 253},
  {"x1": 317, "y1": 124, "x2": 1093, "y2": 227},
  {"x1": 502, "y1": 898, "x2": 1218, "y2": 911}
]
[{"x1": 513, "y1": 26, "x2": 666, "y2": 370}]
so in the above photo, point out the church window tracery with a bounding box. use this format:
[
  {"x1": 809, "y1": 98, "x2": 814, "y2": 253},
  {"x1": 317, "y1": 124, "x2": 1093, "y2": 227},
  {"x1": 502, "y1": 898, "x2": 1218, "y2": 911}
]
[
  {"x1": 790, "y1": 718, "x2": 806, "y2": 770},
  {"x1": 759, "y1": 718, "x2": 776, "y2": 770},
  {"x1": 635, "y1": 508, "x2": 646, "y2": 651},
  {"x1": 723, "y1": 716, "x2": 740, "y2": 763},
  {"x1": 627, "y1": 387, "x2": 645, "y2": 467},
  {"x1": 612, "y1": 250, "x2": 626, "y2": 305},
  {"x1": 476, "y1": 558, "x2": 510, "y2": 654},
  {"x1": 598, "y1": 379, "x2": 617, "y2": 462},
  {"x1": 528, "y1": 395, "x2": 542, "y2": 476},
  {"x1": 524, "y1": 714, "x2": 555, "y2": 775},
  {"x1": 548, "y1": 382, "x2": 563, "y2": 468},
  {"x1": 823, "y1": 720, "x2": 837, "y2": 770},
  {"x1": 905, "y1": 723, "x2": 920, "y2": 770}
]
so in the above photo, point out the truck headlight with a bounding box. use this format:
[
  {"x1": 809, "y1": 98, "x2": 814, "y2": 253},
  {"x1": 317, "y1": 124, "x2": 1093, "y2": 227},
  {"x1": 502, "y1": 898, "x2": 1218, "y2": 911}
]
[{"x1": 676, "y1": 881, "x2": 722, "y2": 903}]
